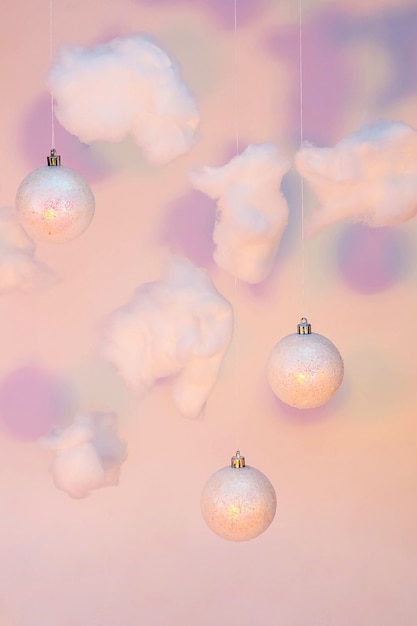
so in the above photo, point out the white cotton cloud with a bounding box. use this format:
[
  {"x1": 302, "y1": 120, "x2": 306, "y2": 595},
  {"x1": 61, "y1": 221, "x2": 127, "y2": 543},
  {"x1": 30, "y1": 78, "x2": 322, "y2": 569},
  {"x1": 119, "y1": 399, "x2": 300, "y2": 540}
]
[
  {"x1": 102, "y1": 258, "x2": 233, "y2": 419},
  {"x1": 189, "y1": 143, "x2": 290, "y2": 284},
  {"x1": 48, "y1": 34, "x2": 200, "y2": 165},
  {"x1": 295, "y1": 120, "x2": 417, "y2": 236},
  {"x1": 0, "y1": 207, "x2": 54, "y2": 292},
  {"x1": 40, "y1": 412, "x2": 127, "y2": 499}
]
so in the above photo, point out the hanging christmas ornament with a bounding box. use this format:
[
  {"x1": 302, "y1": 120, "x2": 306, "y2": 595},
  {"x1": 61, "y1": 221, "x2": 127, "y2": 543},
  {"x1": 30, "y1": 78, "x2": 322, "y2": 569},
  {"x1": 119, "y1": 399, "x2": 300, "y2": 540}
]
[
  {"x1": 267, "y1": 317, "x2": 344, "y2": 409},
  {"x1": 201, "y1": 451, "x2": 277, "y2": 542},
  {"x1": 15, "y1": 149, "x2": 95, "y2": 242}
]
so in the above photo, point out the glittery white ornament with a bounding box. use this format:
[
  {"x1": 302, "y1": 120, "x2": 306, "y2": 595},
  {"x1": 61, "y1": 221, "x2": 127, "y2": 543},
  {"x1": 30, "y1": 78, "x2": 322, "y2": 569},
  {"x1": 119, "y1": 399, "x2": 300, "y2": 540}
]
[
  {"x1": 267, "y1": 318, "x2": 344, "y2": 409},
  {"x1": 201, "y1": 451, "x2": 277, "y2": 542},
  {"x1": 15, "y1": 150, "x2": 95, "y2": 242}
]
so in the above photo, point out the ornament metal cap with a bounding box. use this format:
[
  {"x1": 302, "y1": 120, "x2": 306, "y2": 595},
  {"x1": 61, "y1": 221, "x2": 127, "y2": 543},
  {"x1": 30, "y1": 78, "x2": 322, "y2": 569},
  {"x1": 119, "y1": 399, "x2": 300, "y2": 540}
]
[
  {"x1": 47, "y1": 148, "x2": 61, "y2": 166},
  {"x1": 231, "y1": 450, "x2": 245, "y2": 468},
  {"x1": 297, "y1": 317, "x2": 312, "y2": 334}
]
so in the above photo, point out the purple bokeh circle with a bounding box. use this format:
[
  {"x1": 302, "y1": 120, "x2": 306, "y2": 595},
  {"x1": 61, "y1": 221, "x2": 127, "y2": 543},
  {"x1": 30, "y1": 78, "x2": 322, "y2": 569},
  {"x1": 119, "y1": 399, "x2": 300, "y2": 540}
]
[
  {"x1": 336, "y1": 223, "x2": 411, "y2": 293},
  {"x1": 158, "y1": 190, "x2": 216, "y2": 268},
  {"x1": 0, "y1": 366, "x2": 76, "y2": 441},
  {"x1": 21, "y1": 94, "x2": 111, "y2": 183}
]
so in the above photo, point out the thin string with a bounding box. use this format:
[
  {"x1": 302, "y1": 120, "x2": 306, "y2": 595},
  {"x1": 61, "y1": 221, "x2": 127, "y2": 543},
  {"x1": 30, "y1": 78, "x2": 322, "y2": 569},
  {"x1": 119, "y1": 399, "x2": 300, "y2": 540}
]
[
  {"x1": 299, "y1": 0, "x2": 306, "y2": 311},
  {"x1": 49, "y1": 0, "x2": 56, "y2": 150},
  {"x1": 233, "y1": 0, "x2": 240, "y2": 156},
  {"x1": 233, "y1": 0, "x2": 240, "y2": 451},
  {"x1": 233, "y1": 278, "x2": 239, "y2": 450}
]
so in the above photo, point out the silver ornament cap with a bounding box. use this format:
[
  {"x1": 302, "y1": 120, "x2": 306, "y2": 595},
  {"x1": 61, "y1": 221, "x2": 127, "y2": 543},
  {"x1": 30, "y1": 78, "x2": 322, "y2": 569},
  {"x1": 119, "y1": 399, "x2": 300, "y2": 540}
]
[
  {"x1": 47, "y1": 148, "x2": 61, "y2": 166},
  {"x1": 231, "y1": 450, "x2": 245, "y2": 468},
  {"x1": 297, "y1": 317, "x2": 312, "y2": 334}
]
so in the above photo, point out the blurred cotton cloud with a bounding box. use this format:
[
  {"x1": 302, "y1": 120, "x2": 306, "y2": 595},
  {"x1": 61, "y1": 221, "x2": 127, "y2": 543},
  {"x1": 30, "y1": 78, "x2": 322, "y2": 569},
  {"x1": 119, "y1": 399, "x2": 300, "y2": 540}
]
[
  {"x1": 0, "y1": 207, "x2": 54, "y2": 292},
  {"x1": 48, "y1": 34, "x2": 200, "y2": 165},
  {"x1": 189, "y1": 143, "x2": 290, "y2": 284},
  {"x1": 102, "y1": 258, "x2": 233, "y2": 419},
  {"x1": 296, "y1": 120, "x2": 417, "y2": 236},
  {"x1": 40, "y1": 412, "x2": 127, "y2": 499}
]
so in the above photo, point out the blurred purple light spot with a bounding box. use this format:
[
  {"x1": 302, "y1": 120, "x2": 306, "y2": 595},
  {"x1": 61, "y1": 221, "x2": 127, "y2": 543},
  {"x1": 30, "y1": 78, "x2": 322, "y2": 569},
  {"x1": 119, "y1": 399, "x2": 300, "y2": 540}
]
[
  {"x1": 206, "y1": 0, "x2": 266, "y2": 28},
  {"x1": 336, "y1": 224, "x2": 411, "y2": 293},
  {"x1": 135, "y1": 0, "x2": 266, "y2": 29},
  {"x1": 265, "y1": 8, "x2": 350, "y2": 145},
  {"x1": 331, "y1": 6, "x2": 417, "y2": 106},
  {"x1": 0, "y1": 366, "x2": 76, "y2": 441},
  {"x1": 158, "y1": 190, "x2": 216, "y2": 268},
  {"x1": 20, "y1": 94, "x2": 111, "y2": 183}
]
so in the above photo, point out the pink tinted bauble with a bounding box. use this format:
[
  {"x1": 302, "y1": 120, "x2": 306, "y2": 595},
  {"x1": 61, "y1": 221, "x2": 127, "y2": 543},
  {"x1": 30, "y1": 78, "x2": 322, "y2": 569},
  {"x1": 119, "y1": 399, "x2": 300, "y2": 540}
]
[
  {"x1": 201, "y1": 452, "x2": 277, "y2": 542},
  {"x1": 267, "y1": 318, "x2": 344, "y2": 409},
  {"x1": 15, "y1": 165, "x2": 95, "y2": 242}
]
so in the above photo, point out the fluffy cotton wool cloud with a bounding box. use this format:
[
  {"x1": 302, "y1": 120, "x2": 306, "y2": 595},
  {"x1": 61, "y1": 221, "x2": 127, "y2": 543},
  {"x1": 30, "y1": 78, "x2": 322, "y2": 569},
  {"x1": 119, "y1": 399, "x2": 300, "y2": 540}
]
[
  {"x1": 102, "y1": 259, "x2": 233, "y2": 419},
  {"x1": 0, "y1": 207, "x2": 53, "y2": 292},
  {"x1": 40, "y1": 412, "x2": 127, "y2": 499},
  {"x1": 296, "y1": 120, "x2": 417, "y2": 236},
  {"x1": 48, "y1": 35, "x2": 200, "y2": 165},
  {"x1": 189, "y1": 143, "x2": 290, "y2": 284}
]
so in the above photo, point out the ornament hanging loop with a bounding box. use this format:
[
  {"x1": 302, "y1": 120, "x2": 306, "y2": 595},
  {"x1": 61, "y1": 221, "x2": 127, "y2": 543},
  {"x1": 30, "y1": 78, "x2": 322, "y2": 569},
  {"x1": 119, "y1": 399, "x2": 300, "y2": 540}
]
[
  {"x1": 297, "y1": 317, "x2": 311, "y2": 334},
  {"x1": 231, "y1": 450, "x2": 245, "y2": 468},
  {"x1": 47, "y1": 148, "x2": 61, "y2": 166}
]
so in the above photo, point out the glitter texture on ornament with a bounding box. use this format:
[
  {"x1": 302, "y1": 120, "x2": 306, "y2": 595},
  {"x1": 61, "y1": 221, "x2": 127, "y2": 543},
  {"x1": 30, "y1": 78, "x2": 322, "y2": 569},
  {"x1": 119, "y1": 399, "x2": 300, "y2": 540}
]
[
  {"x1": 15, "y1": 160, "x2": 95, "y2": 242},
  {"x1": 201, "y1": 451, "x2": 277, "y2": 542},
  {"x1": 267, "y1": 318, "x2": 344, "y2": 409}
]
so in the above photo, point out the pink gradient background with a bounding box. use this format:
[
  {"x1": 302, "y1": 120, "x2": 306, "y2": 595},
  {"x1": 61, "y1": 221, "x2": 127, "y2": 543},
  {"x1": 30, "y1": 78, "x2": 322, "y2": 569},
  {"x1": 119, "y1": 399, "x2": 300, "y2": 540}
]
[{"x1": 0, "y1": 0, "x2": 417, "y2": 625}]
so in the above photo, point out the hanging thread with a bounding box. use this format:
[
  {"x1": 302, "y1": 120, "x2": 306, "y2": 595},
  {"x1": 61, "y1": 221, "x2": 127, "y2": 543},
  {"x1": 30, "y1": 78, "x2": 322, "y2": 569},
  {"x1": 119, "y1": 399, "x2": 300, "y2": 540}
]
[
  {"x1": 299, "y1": 0, "x2": 306, "y2": 311},
  {"x1": 49, "y1": 0, "x2": 56, "y2": 150},
  {"x1": 233, "y1": 0, "x2": 240, "y2": 450},
  {"x1": 233, "y1": 0, "x2": 240, "y2": 156}
]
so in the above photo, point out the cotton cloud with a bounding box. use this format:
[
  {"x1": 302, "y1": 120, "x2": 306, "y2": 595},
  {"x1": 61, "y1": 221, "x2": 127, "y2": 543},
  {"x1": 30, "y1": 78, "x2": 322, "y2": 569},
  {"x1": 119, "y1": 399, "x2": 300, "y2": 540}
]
[
  {"x1": 296, "y1": 120, "x2": 417, "y2": 236},
  {"x1": 0, "y1": 207, "x2": 53, "y2": 292},
  {"x1": 48, "y1": 34, "x2": 200, "y2": 165},
  {"x1": 40, "y1": 412, "x2": 127, "y2": 499},
  {"x1": 189, "y1": 143, "x2": 290, "y2": 283},
  {"x1": 102, "y1": 258, "x2": 233, "y2": 419}
]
